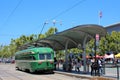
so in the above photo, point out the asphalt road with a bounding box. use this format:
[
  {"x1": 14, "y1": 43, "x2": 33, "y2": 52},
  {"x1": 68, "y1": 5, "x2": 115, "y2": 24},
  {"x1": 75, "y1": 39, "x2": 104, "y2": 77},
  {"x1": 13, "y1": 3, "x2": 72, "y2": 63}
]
[{"x1": 0, "y1": 63, "x2": 89, "y2": 80}]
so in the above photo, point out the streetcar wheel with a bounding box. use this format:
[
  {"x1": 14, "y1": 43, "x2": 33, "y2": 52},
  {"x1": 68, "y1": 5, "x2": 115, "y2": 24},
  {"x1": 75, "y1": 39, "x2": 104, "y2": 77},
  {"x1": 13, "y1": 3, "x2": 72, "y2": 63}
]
[
  {"x1": 29, "y1": 69, "x2": 35, "y2": 74},
  {"x1": 16, "y1": 67, "x2": 20, "y2": 70}
]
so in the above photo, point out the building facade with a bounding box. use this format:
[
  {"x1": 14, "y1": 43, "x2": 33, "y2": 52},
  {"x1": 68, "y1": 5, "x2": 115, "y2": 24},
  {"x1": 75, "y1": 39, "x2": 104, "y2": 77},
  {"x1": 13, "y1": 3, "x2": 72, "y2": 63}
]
[{"x1": 105, "y1": 23, "x2": 120, "y2": 33}]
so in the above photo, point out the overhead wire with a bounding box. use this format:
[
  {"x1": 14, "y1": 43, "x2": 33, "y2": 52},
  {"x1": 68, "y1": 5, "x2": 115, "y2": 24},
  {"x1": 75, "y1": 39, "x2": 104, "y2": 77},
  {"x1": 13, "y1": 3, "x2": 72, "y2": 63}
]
[
  {"x1": 1, "y1": 0, "x2": 87, "y2": 37},
  {"x1": 0, "y1": 0, "x2": 23, "y2": 38},
  {"x1": 40, "y1": 0, "x2": 87, "y2": 34},
  {"x1": 2, "y1": 0, "x2": 23, "y2": 27},
  {"x1": 50, "y1": 0, "x2": 87, "y2": 20}
]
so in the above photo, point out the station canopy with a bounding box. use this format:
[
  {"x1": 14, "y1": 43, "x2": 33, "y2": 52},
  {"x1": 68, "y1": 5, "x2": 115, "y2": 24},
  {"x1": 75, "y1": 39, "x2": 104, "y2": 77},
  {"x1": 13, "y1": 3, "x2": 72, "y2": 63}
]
[{"x1": 19, "y1": 24, "x2": 107, "y2": 51}]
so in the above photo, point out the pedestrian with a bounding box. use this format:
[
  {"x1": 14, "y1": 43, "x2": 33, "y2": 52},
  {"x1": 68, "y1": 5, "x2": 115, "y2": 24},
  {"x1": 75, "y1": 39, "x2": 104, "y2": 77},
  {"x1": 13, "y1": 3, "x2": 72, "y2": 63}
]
[
  {"x1": 75, "y1": 58, "x2": 81, "y2": 72},
  {"x1": 54, "y1": 57, "x2": 57, "y2": 70},
  {"x1": 97, "y1": 58, "x2": 103, "y2": 76},
  {"x1": 91, "y1": 58, "x2": 97, "y2": 75},
  {"x1": 74, "y1": 57, "x2": 77, "y2": 71},
  {"x1": 68, "y1": 56, "x2": 72, "y2": 71}
]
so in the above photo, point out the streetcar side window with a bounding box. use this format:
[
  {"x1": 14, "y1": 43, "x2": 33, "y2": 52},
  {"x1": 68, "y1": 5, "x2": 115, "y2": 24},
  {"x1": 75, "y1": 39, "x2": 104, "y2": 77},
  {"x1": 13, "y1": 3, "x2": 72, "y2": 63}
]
[
  {"x1": 31, "y1": 56, "x2": 36, "y2": 60},
  {"x1": 39, "y1": 54, "x2": 45, "y2": 60}
]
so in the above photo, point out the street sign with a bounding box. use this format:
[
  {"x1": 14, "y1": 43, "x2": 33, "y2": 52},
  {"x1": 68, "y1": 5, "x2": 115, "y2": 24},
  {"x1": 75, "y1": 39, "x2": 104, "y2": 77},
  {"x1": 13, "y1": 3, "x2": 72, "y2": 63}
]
[{"x1": 96, "y1": 34, "x2": 99, "y2": 41}]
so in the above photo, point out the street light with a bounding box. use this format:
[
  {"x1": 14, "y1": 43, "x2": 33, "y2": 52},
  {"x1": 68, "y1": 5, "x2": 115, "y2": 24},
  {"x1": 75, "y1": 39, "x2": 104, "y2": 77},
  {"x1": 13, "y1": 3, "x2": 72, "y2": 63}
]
[{"x1": 52, "y1": 20, "x2": 56, "y2": 26}]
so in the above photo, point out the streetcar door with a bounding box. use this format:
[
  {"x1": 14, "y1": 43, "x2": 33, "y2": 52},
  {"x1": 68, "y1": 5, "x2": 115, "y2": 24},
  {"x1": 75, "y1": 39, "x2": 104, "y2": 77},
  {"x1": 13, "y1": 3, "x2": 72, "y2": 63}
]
[{"x1": 46, "y1": 53, "x2": 52, "y2": 68}]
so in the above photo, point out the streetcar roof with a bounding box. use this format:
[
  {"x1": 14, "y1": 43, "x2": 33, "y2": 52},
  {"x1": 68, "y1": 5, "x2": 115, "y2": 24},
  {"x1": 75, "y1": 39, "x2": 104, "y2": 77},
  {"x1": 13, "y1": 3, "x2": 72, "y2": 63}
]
[{"x1": 15, "y1": 47, "x2": 53, "y2": 55}]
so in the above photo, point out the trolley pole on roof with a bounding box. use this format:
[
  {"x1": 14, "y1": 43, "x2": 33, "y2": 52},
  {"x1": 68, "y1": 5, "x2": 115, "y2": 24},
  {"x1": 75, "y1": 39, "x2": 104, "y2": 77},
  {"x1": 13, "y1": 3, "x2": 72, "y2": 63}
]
[{"x1": 40, "y1": 21, "x2": 48, "y2": 35}]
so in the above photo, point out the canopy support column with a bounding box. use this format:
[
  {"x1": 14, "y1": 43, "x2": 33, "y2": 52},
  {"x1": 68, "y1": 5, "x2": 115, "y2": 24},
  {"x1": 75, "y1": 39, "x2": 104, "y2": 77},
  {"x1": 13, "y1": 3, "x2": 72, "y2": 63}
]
[
  {"x1": 82, "y1": 35, "x2": 88, "y2": 73},
  {"x1": 63, "y1": 40, "x2": 73, "y2": 71},
  {"x1": 65, "y1": 40, "x2": 69, "y2": 62}
]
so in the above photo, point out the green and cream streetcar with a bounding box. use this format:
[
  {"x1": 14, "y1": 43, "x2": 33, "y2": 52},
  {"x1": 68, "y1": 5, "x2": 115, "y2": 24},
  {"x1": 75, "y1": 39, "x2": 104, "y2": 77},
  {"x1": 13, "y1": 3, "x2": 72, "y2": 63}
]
[{"x1": 15, "y1": 47, "x2": 54, "y2": 73}]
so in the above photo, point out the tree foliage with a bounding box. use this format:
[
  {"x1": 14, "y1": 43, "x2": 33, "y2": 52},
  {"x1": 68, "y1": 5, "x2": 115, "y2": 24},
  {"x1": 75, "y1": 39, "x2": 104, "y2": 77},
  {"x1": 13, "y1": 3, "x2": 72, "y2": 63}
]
[
  {"x1": 0, "y1": 27, "x2": 120, "y2": 58},
  {"x1": 0, "y1": 27, "x2": 56, "y2": 58}
]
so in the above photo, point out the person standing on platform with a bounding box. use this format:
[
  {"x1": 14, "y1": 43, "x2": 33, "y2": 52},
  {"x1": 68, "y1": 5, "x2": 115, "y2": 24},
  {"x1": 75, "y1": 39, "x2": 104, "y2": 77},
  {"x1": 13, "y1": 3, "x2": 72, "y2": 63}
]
[
  {"x1": 54, "y1": 57, "x2": 57, "y2": 70},
  {"x1": 75, "y1": 58, "x2": 81, "y2": 72}
]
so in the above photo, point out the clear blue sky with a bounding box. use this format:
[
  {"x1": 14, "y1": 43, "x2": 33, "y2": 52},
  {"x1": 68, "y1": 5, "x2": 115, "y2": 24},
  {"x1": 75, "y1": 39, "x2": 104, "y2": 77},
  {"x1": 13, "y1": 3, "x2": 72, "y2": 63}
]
[{"x1": 0, "y1": 0, "x2": 120, "y2": 45}]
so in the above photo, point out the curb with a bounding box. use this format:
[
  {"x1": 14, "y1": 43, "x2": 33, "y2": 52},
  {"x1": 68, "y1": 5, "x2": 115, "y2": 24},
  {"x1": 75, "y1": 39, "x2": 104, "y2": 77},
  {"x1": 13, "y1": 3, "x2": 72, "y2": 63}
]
[
  {"x1": 54, "y1": 71, "x2": 92, "y2": 79},
  {"x1": 54, "y1": 71, "x2": 116, "y2": 80}
]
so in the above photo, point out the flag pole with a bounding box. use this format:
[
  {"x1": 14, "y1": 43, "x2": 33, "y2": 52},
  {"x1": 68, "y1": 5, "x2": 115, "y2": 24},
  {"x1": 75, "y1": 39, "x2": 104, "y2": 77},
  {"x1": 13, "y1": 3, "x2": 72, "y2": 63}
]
[
  {"x1": 99, "y1": 11, "x2": 102, "y2": 25},
  {"x1": 99, "y1": 16, "x2": 100, "y2": 25}
]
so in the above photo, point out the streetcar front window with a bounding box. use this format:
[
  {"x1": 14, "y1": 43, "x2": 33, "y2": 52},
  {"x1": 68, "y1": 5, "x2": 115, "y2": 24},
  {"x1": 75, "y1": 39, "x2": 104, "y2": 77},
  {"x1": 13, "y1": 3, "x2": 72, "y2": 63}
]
[
  {"x1": 39, "y1": 54, "x2": 45, "y2": 60},
  {"x1": 46, "y1": 54, "x2": 51, "y2": 59}
]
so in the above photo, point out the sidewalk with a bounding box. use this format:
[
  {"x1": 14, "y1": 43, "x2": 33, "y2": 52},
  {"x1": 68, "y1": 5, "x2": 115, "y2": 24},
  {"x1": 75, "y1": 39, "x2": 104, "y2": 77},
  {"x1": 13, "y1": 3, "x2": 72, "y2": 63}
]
[{"x1": 54, "y1": 64, "x2": 119, "y2": 80}]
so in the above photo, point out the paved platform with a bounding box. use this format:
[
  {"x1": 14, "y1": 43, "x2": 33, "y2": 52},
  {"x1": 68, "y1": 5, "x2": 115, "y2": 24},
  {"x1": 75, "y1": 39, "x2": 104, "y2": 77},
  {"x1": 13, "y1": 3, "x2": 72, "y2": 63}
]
[{"x1": 54, "y1": 64, "x2": 119, "y2": 80}]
